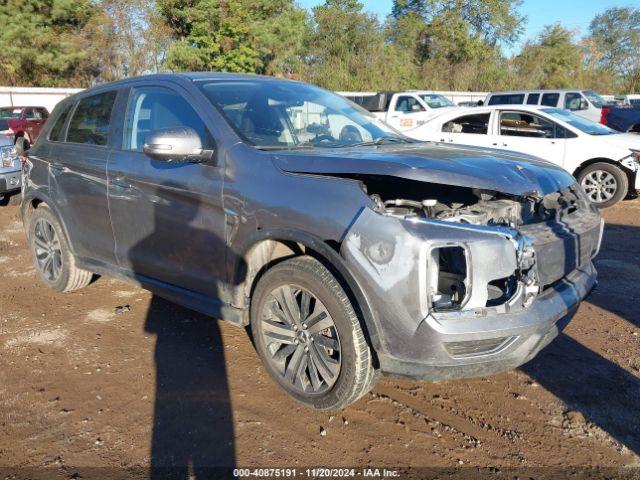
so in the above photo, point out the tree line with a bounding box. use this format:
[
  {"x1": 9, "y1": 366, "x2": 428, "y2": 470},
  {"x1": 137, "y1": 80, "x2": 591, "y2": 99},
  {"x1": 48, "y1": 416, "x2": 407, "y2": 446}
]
[{"x1": 0, "y1": 0, "x2": 639, "y2": 94}]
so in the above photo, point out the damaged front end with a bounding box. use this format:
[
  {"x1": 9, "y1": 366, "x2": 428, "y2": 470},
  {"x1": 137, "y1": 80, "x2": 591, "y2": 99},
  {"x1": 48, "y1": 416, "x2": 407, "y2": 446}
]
[{"x1": 340, "y1": 176, "x2": 602, "y2": 379}]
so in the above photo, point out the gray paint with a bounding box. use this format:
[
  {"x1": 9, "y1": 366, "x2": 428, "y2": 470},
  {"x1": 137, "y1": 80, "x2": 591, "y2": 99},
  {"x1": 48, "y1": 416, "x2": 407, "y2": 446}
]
[{"x1": 21, "y1": 73, "x2": 602, "y2": 380}]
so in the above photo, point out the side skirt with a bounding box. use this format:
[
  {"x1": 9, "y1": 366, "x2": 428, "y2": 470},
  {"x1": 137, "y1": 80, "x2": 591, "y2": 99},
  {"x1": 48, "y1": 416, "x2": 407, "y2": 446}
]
[{"x1": 76, "y1": 257, "x2": 247, "y2": 326}]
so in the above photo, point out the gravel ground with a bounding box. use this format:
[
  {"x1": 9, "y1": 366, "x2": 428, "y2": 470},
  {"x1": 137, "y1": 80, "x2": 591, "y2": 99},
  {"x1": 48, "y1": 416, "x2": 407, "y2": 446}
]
[{"x1": 0, "y1": 198, "x2": 639, "y2": 478}]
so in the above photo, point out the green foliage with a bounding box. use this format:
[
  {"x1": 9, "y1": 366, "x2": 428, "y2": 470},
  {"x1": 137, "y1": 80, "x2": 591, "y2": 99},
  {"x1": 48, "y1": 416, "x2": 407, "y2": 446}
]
[
  {"x1": 0, "y1": 0, "x2": 636, "y2": 94},
  {"x1": 588, "y1": 6, "x2": 640, "y2": 92},
  {"x1": 514, "y1": 24, "x2": 583, "y2": 89},
  {"x1": 159, "y1": 0, "x2": 307, "y2": 75},
  {"x1": 0, "y1": 0, "x2": 108, "y2": 86}
]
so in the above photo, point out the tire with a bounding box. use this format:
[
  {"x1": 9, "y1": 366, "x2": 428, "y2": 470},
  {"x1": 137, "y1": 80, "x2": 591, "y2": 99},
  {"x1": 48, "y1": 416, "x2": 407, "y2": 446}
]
[
  {"x1": 250, "y1": 256, "x2": 377, "y2": 410},
  {"x1": 27, "y1": 205, "x2": 93, "y2": 292},
  {"x1": 577, "y1": 162, "x2": 628, "y2": 208}
]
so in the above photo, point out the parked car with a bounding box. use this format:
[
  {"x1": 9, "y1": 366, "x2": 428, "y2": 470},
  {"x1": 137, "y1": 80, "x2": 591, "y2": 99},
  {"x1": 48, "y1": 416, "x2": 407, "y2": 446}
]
[
  {"x1": 408, "y1": 105, "x2": 640, "y2": 208},
  {"x1": 600, "y1": 104, "x2": 640, "y2": 134},
  {"x1": 485, "y1": 90, "x2": 609, "y2": 123},
  {"x1": 0, "y1": 135, "x2": 21, "y2": 205},
  {"x1": 338, "y1": 91, "x2": 458, "y2": 132},
  {"x1": 21, "y1": 74, "x2": 602, "y2": 410},
  {"x1": 0, "y1": 106, "x2": 50, "y2": 150},
  {"x1": 614, "y1": 94, "x2": 640, "y2": 106}
]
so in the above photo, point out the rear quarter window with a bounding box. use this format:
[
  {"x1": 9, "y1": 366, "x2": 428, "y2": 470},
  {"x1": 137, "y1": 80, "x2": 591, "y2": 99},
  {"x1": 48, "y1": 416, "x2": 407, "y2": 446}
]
[
  {"x1": 541, "y1": 93, "x2": 559, "y2": 107},
  {"x1": 488, "y1": 94, "x2": 525, "y2": 105},
  {"x1": 48, "y1": 103, "x2": 73, "y2": 142}
]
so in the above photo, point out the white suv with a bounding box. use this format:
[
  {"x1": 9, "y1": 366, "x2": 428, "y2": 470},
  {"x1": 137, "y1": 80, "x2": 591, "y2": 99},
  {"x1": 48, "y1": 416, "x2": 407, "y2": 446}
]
[{"x1": 484, "y1": 90, "x2": 608, "y2": 124}]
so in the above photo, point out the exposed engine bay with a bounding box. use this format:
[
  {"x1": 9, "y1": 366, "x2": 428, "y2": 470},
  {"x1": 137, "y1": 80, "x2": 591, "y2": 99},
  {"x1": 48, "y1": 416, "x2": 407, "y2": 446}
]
[
  {"x1": 338, "y1": 174, "x2": 596, "y2": 314},
  {"x1": 360, "y1": 174, "x2": 585, "y2": 228}
]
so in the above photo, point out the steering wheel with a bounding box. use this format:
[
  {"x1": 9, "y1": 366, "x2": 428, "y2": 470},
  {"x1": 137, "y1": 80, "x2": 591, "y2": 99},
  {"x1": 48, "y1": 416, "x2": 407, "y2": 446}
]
[{"x1": 313, "y1": 134, "x2": 335, "y2": 143}]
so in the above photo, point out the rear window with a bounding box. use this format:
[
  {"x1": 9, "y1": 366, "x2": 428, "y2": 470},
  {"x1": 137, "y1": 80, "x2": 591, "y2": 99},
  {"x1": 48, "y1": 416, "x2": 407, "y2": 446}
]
[
  {"x1": 541, "y1": 93, "x2": 559, "y2": 107},
  {"x1": 67, "y1": 91, "x2": 117, "y2": 146},
  {"x1": 443, "y1": 113, "x2": 490, "y2": 134},
  {"x1": 49, "y1": 104, "x2": 73, "y2": 142},
  {"x1": 488, "y1": 94, "x2": 525, "y2": 106},
  {"x1": 526, "y1": 93, "x2": 540, "y2": 105}
]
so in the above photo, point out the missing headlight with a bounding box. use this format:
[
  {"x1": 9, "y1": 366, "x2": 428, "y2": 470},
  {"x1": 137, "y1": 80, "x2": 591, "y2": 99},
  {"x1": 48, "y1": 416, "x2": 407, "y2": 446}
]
[{"x1": 428, "y1": 246, "x2": 468, "y2": 310}]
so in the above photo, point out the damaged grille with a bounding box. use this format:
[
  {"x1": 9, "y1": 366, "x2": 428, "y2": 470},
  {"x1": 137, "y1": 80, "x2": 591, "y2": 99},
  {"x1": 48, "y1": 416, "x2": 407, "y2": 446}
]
[{"x1": 519, "y1": 208, "x2": 602, "y2": 287}]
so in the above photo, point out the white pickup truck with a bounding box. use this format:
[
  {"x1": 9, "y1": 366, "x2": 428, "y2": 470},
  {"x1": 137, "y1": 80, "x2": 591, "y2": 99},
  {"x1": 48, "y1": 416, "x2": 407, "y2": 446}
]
[{"x1": 338, "y1": 91, "x2": 458, "y2": 132}]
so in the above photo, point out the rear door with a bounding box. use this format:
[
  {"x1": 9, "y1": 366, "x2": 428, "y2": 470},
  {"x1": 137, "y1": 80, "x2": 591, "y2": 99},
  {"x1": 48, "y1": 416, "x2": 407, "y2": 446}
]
[
  {"x1": 439, "y1": 112, "x2": 493, "y2": 148},
  {"x1": 48, "y1": 90, "x2": 118, "y2": 265},
  {"x1": 107, "y1": 82, "x2": 227, "y2": 298}
]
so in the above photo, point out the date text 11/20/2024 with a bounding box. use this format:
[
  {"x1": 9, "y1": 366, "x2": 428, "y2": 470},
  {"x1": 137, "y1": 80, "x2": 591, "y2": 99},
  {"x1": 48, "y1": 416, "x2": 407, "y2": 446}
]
[{"x1": 233, "y1": 468, "x2": 400, "y2": 478}]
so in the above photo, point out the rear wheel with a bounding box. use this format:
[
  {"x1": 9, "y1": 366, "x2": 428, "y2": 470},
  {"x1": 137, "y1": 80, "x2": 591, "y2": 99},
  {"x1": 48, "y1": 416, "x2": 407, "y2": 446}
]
[
  {"x1": 27, "y1": 206, "x2": 93, "y2": 292},
  {"x1": 250, "y1": 256, "x2": 377, "y2": 410},
  {"x1": 577, "y1": 162, "x2": 628, "y2": 208}
]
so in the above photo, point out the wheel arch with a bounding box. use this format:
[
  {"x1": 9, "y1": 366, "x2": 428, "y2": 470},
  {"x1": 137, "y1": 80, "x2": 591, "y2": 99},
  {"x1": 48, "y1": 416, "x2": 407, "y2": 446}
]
[
  {"x1": 231, "y1": 228, "x2": 383, "y2": 358},
  {"x1": 21, "y1": 190, "x2": 77, "y2": 255},
  {"x1": 573, "y1": 157, "x2": 635, "y2": 194}
]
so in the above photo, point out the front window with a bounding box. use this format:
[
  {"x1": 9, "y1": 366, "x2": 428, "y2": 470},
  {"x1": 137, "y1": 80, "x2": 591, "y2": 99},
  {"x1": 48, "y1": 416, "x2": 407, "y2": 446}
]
[
  {"x1": 542, "y1": 108, "x2": 617, "y2": 136},
  {"x1": 419, "y1": 94, "x2": 455, "y2": 109},
  {"x1": 395, "y1": 96, "x2": 424, "y2": 113},
  {"x1": 582, "y1": 90, "x2": 606, "y2": 108},
  {"x1": 499, "y1": 111, "x2": 555, "y2": 138},
  {"x1": 564, "y1": 92, "x2": 585, "y2": 111},
  {"x1": 196, "y1": 80, "x2": 407, "y2": 149},
  {"x1": 123, "y1": 86, "x2": 213, "y2": 151}
]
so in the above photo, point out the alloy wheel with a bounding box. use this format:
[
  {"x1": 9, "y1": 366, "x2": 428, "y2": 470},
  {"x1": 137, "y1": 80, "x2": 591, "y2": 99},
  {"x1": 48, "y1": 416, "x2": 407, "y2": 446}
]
[
  {"x1": 259, "y1": 285, "x2": 341, "y2": 395},
  {"x1": 33, "y1": 218, "x2": 63, "y2": 282},
  {"x1": 581, "y1": 170, "x2": 618, "y2": 204}
]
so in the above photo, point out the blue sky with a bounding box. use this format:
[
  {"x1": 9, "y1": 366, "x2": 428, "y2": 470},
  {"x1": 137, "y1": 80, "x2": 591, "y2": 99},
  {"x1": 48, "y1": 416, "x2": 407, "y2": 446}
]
[{"x1": 298, "y1": 0, "x2": 636, "y2": 56}]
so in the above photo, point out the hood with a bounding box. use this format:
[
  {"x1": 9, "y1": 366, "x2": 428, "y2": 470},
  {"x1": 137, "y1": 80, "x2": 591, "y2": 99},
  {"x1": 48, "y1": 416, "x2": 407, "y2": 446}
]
[
  {"x1": 598, "y1": 133, "x2": 640, "y2": 152},
  {"x1": 272, "y1": 143, "x2": 576, "y2": 197}
]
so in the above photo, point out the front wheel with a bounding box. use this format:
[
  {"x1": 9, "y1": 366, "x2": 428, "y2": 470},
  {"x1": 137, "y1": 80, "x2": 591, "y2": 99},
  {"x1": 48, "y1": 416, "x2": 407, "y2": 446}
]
[
  {"x1": 577, "y1": 162, "x2": 628, "y2": 208},
  {"x1": 250, "y1": 256, "x2": 377, "y2": 410}
]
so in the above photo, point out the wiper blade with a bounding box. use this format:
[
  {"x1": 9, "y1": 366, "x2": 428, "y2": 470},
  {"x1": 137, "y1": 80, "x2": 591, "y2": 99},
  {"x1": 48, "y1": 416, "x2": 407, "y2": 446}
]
[
  {"x1": 335, "y1": 137, "x2": 413, "y2": 148},
  {"x1": 253, "y1": 145, "x2": 316, "y2": 151}
]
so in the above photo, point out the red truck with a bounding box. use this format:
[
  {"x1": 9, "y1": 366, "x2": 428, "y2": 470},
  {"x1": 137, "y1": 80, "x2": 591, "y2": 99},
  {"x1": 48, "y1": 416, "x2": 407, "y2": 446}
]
[{"x1": 0, "y1": 106, "x2": 50, "y2": 150}]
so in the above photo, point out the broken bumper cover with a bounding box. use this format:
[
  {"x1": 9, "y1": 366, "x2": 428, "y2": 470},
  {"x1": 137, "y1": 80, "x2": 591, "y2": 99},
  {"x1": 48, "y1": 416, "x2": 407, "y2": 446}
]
[{"x1": 341, "y1": 207, "x2": 600, "y2": 381}]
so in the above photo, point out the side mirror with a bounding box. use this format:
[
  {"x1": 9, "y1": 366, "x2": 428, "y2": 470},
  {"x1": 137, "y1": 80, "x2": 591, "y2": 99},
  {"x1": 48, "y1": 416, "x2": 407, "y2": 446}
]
[
  {"x1": 142, "y1": 127, "x2": 213, "y2": 164},
  {"x1": 14, "y1": 136, "x2": 29, "y2": 157},
  {"x1": 411, "y1": 104, "x2": 422, "y2": 112},
  {"x1": 580, "y1": 99, "x2": 589, "y2": 110}
]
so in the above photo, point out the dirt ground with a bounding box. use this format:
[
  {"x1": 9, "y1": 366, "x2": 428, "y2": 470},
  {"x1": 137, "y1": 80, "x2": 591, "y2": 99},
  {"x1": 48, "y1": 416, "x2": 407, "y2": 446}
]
[{"x1": 0, "y1": 197, "x2": 639, "y2": 478}]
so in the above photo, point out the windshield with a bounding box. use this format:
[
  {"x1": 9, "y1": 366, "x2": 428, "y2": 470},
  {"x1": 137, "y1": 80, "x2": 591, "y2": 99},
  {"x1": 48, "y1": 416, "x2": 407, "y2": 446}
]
[
  {"x1": 582, "y1": 90, "x2": 606, "y2": 109},
  {"x1": 541, "y1": 108, "x2": 617, "y2": 135},
  {"x1": 196, "y1": 79, "x2": 409, "y2": 149},
  {"x1": 419, "y1": 94, "x2": 455, "y2": 108},
  {"x1": 0, "y1": 108, "x2": 21, "y2": 120}
]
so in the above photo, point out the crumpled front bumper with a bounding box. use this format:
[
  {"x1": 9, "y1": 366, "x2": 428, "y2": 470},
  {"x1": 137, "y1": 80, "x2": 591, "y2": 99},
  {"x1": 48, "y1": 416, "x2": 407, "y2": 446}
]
[{"x1": 340, "y1": 207, "x2": 600, "y2": 380}]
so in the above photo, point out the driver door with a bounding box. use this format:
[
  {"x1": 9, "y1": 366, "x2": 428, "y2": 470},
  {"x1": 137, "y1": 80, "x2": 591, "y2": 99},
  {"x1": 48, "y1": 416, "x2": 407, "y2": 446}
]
[
  {"x1": 387, "y1": 95, "x2": 426, "y2": 131},
  {"x1": 107, "y1": 83, "x2": 227, "y2": 298},
  {"x1": 495, "y1": 110, "x2": 566, "y2": 166}
]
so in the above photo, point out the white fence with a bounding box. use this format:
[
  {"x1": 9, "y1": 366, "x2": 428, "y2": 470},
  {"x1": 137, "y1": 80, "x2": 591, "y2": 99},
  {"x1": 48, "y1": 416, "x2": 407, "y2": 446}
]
[{"x1": 0, "y1": 87, "x2": 83, "y2": 112}]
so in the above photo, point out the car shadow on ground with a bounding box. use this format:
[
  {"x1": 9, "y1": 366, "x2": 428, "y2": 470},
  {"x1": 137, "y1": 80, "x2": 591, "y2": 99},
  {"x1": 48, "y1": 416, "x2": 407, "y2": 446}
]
[
  {"x1": 521, "y1": 222, "x2": 640, "y2": 455},
  {"x1": 144, "y1": 296, "x2": 235, "y2": 478}
]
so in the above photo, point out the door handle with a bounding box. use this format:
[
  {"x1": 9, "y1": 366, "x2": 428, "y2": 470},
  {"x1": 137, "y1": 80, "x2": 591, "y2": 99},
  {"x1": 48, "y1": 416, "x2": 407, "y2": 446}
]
[{"x1": 111, "y1": 176, "x2": 132, "y2": 189}]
